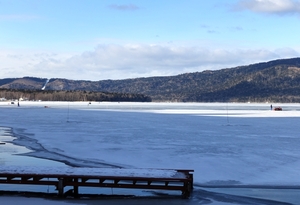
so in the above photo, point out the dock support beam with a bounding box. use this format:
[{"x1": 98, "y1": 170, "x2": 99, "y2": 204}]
[
  {"x1": 73, "y1": 178, "x2": 79, "y2": 198},
  {"x1": 58, "y1": 178, "x2": 64, "y2": 197}
]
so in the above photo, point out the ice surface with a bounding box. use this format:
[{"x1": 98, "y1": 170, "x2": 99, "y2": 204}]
[
  {"x1": 1, "y1": 197, "x2": 72, "y2": 205},
  {"x1": 1, "y1": 101, "x2": 300, "y2": 187}
]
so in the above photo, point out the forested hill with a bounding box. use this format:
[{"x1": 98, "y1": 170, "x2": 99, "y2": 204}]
[{"x1": 1, "y1": 57, "x2": 300, "y2": 102}]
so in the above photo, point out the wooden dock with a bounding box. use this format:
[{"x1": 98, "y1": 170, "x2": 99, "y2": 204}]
[{"x1": 0, "y1": 167, "x2": 193, "y2": 198}]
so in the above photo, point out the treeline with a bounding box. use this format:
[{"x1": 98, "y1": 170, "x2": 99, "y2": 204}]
[{"x1": 0, "y1": 89, "x2": 152, "y2": 102}]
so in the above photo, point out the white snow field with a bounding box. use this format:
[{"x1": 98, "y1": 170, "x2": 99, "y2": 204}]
[{"x1": 1, "y1": 101, "x2": 300, "y2": 204}]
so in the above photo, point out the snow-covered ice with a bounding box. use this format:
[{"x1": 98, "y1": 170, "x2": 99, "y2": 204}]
[
  {"x1": 1, "y1": 101, "x2": 300, "y2": 204},
  {"x1": 0, "y1": 166, "x2": 184, "y2": 178}
]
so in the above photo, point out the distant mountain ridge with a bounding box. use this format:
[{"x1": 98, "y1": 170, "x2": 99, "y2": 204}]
[{"x1": 1, "y1": 57, "x2": 300, "y2": 102}]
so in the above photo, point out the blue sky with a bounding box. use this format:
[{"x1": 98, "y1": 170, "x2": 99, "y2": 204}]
[{"x1": 1, "y1": 0, "x2": 300, "y2": 80}]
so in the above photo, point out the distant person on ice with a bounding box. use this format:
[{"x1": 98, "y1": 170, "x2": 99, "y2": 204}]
[
  {"x1": 18, "y1": 102, "x2": 20, "y2": 107},
  {"x1": 270, "y1": 104, "x2": 272, "y2": 110}
]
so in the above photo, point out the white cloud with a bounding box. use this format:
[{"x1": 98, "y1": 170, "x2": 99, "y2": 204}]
[
  {"x1": 108, "y1": 4, "x2": 140, "y2": 11},
  {"x1": 0, "y1": 44, "x2": 299, "y2": 81},
  {"x1": 235, "y1": 0, "x2": 300, "y2": 15}
]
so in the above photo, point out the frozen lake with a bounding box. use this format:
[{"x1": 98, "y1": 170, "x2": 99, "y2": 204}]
[{"x1": 1, "y1": 101, "x2": 300, "y2": 204}]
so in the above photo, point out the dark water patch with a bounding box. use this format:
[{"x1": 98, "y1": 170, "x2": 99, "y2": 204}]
[
  {"x1": 7, "y1": 127, "x2": 125, "y2": 168},
  {"x1": 0, "y1": 126, "x2": 66, "y2": 167},
  {"x1": 193, "y1": 189, "x2": 293, "y2": 205}
]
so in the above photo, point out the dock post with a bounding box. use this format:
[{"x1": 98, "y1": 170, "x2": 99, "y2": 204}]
[
  {"x1": 182, "y1": 182, "x2": 190, "y2": 199},
  {"x1": 73, "y1": 178, "x2": 79, "y2": 198},
  {"x1": 190, "y1": 173, "x2": 194, "y2": 190},
  {"x1": 58, "y1": 178, "x2": 64, "y2": 197}
]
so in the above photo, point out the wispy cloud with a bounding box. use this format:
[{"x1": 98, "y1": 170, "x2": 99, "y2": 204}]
[
  {"x1": 229, "y1": 26, "x2": 244, "y2": 31},
  {"x1": 109, "y1": 4, "x2": 140, "y2": 11},
  {"x1": 234, "y1": 0, "x2": 300, "y2": 15},
  {"x1": 200, "y1": 25, "x2": 219, "y2": 34},
  {"x1": 201, "y1": 24, "x2": 243, "y2": 33}
]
